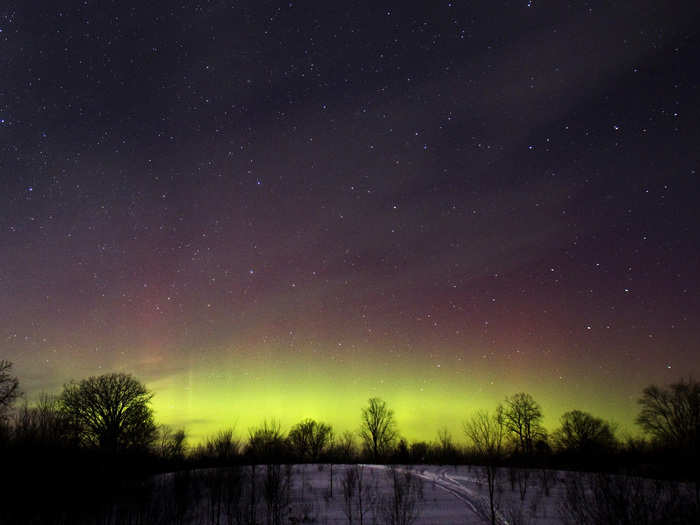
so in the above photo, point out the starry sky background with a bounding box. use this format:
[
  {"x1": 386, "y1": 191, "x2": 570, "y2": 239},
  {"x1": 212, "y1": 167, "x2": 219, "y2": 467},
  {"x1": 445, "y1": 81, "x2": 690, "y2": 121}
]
[{"x1": 2, "y1": 1, "x2": 699, "y2": 443}]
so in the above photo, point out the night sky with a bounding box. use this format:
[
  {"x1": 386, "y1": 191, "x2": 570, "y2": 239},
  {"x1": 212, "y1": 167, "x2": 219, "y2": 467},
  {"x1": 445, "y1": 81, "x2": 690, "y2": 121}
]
[{"x1": 2, "y1": 1, "x2": 700, "y2": 443}]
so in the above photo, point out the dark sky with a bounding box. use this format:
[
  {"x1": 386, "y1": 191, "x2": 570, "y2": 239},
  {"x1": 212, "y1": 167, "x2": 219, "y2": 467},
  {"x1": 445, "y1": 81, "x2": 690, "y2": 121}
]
[{"x1": 2, "y1": 1, "x2": 699, "y2": 440}]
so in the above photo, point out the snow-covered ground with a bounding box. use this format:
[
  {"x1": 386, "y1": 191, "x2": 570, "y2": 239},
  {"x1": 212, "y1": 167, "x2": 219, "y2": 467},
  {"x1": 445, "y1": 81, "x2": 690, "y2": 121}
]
[
  {"x1": 370, "y1": 464, "x2": 564, "y2": 524},
  {"x1": 152, "y1": 463, "x2": 569, "y2": 524}
]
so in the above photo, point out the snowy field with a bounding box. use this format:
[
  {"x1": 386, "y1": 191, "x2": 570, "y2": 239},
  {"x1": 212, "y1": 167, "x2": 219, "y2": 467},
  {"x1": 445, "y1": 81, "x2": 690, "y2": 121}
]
[
  {"x1": 2, "y1": 461, "x2": 694, "y2": 524},
  {"x1": 283, "y1": 464, "x2": 565, "y2": 524},
  {"x1": 151, "y1": 463, "x2": 570, "y2": 524},
  {"x1": 140, "y1": 463, "x2": 698, "y2": 524}
]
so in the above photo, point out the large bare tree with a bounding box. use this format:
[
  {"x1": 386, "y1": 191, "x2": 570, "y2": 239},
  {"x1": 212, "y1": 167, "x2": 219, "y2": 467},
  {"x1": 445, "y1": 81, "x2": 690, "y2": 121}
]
[
  {"x1": 502, "y1": 392, "x2": 545, "y2": 455},
  {"x1": 636, "y1": 377, "x2": 700, "y2": 451},
  {"x1": 359, "y1": 397, "x2": 397, "y2": 462},
  {"x1": 0, "y1": 360, "x2": 20, "y2": 421},
  {"x1": 61, "y1": 372, "x2": 157, "y2": 453},
  {"x1": 636, "y1": 377, "x2": 700, "y2": 506},
  {"x1": 288, "y1": 418, "x2": 333, "y2": 461},
  {"x1": 554, "y1": 409, "x2": 617, "y2": 456}
]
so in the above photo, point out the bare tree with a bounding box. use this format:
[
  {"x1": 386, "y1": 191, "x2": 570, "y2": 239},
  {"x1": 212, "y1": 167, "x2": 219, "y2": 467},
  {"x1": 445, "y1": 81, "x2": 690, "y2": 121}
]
[
  {"x1": 502, "y1": 392, "x2": 545, "y2": 455},
  {"x1": 206, "y1": 427, "x2": 239, "y2": 463},
  {"x1": 327, "y1": 430, "x2": 357, "y2": 498},
  {"x1": 342, "y1": 465, "x2": 358, "y2": 524},
  {"x1": 559, "y1": 470, "x2": 698, "y2": 525},
  {"x1": 288, "y1": 418, "x2": 333, "y2": 461},
  {"x1": 0, "y1": 360, "x2": 20, "y2": 420},
  {"x1": 554, "y1": 410, "x2": 617, "y2": 456},
  {"x1": 247, "y1": 419, "x2": 287, "y2": 462},
  {"x1": 464, "y1": 409, "x2": 506, "y2": 525},
  {"x1": 636, "y1": 377, "x2": 700, "y2": 451},
  {"x1": 360, "y1": 397, "x2": 398, "y2": 462},
  {"x1": 263, "y1": 463, "x2": 291, "y2": 525},
  {"x1": 245, "y1": 419, "x2": 286, "y2": 524},
  {"x1": 13, "y1": 393, "x2": 74, "y2": 447},
  {"x1": 436, "y1": 426, "x2": 453, "y2": 452},
  {"x1": 381, "y1": 466, "x2": 424, "y2": 525},
  {"x1": 343, "y1": 464, "x2": 372, "y2": 525},
  {"x1": 60, "y1": 372, "x2": 157, "y2": 453},
  {"x1": 436, "y1": 426, "x2": 458, "y2": 464},
  {"x1": 508, "y1": 465, "x2": 531, "y2": 502},
  {"x1": 637, "y1": 377, "x2": 700, "y2": 507},
  {"x1": 158, "y1": 425, "x2": 187, "y2": 460},
  {"x1": 335, "y1": 430, "x2": 358, "y2": 462}
]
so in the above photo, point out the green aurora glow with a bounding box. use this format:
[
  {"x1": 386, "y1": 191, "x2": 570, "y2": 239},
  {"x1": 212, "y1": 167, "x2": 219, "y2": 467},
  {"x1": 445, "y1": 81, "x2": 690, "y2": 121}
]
[{"x1": 144, "y1": 345, "x2": 644, "y2": 445}]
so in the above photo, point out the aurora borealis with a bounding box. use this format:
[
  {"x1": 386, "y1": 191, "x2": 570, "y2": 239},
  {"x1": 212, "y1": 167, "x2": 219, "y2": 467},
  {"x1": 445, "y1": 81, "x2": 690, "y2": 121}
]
[{"x1": 2, "y1": 1, "x2": 700, "y2": 444}]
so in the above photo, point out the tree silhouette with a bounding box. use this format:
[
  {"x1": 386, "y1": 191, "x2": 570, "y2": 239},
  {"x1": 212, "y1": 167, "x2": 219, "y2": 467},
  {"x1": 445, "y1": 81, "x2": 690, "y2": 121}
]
[
  {"x1": 637, "y1": 377, "x2": 700, "y2": 506},
  {"x1": 554, "y1": 410, "x2": 617, "y2": 456},
  {"x1": 60, "y1": 372, "x2": 157, "y2": 453},
  {"x1": 203, "y1": 427, "x2": 239, "y2": 463},
  {"x1": 502, "y1": 392, "x2": 545, "y2": 455},
  {"x1": 359, "y1": 397, "x2": 397, "y2": 462},
  {"x1": 13, "y1": 393, "x2": 75, "y2": 447},
  {"x1": 247, "y1": 419, "x2": 287, "y2": 462},
  {"x1": 463, "y1": 409, "x2": 506, "y2": 525},
  {"x1": 334, "y1": 430, "x2": 357, "y2": 462},
  {"x1": 158, "y1": 424, "x2": 188, "y2": 461},
  {"x1": 288, "y1": 418, "x2": 333, "y2": 461},
  {"x1": 437, "y1": 426, "x2": 458, "y2": 463},
  {"x1": 636, "y1": 377, "x2": 700, "y2": 452},
  {"x1": 382, "y1": 465, "x2": 424, "y2": 525},
  {"x1": 0, "y1": 360, "x2": 20, "y2": 421}
]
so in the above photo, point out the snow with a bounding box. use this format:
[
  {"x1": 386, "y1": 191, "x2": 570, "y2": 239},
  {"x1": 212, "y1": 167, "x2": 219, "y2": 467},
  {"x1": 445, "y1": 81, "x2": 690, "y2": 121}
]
[{"x1": 151, "y1": 464, "x2": 570, "y2": 524}]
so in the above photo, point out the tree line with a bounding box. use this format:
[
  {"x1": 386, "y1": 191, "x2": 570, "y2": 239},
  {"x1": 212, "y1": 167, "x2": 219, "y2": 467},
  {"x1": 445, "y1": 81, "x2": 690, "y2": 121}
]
[
  {"x1": 1, "y1": 359, "x2": 699, "y2": 524},
  {"x1": 1, "y1": 360, "x2": 698, "y2": 470}
]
